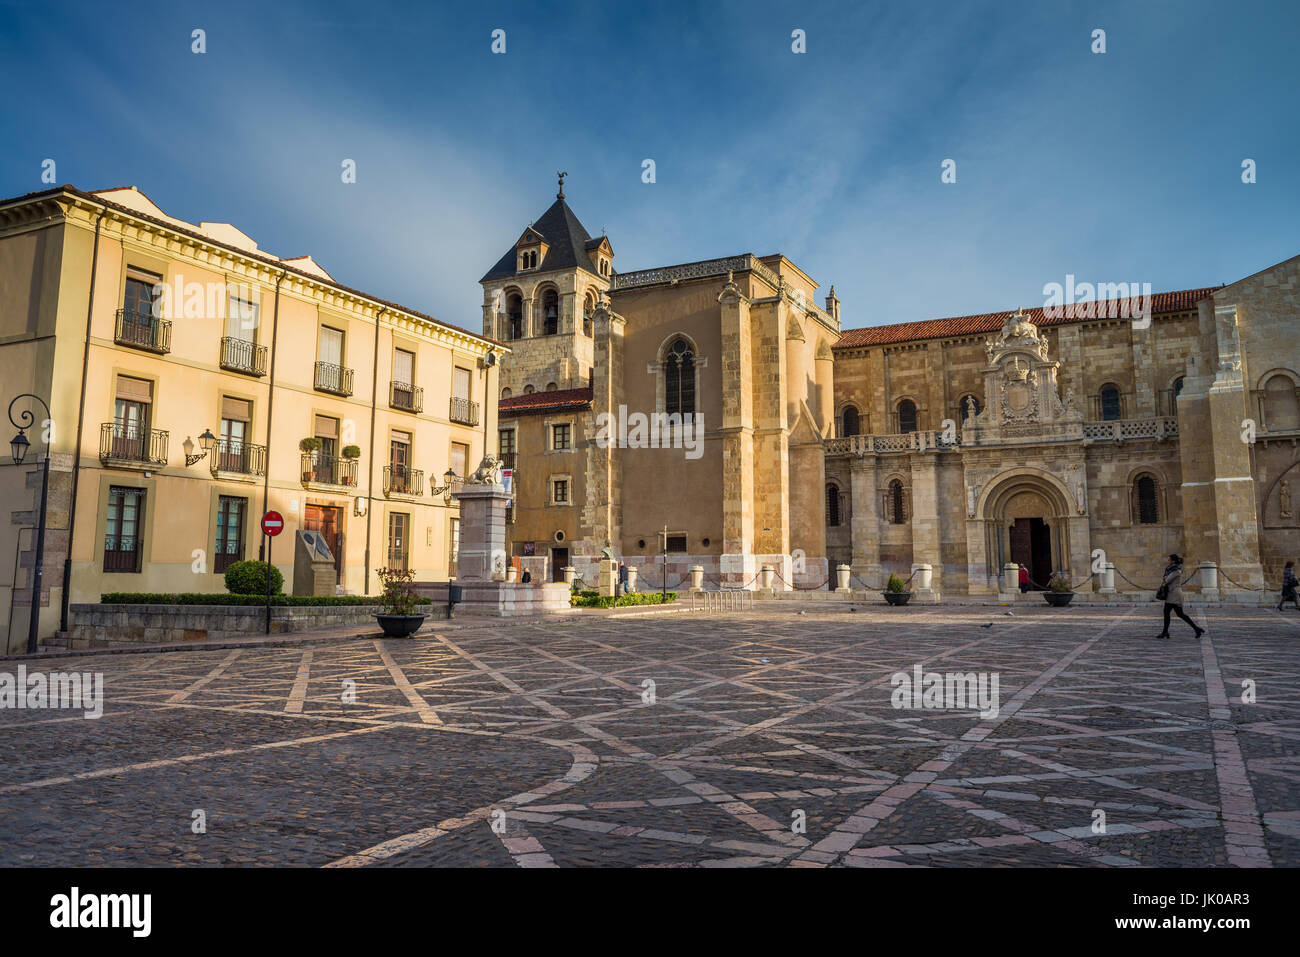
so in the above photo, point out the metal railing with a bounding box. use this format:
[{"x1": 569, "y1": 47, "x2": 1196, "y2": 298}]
[
  {"x1": 300, "y1": 452, "x2": 358, "y2": 487},
  {"x1": 499, "y1": 451, "x2": 517, "y2": 470},
  {"x1": 389, "y1": 380, "x2": 423, "y2": 413},
  {"x1": 210, "y1": 439, "x2": 267, "y2": 476},
  {"x1": 314, "y1": 361, "x2": 354, "y2": 397},
  {"x1": 450, "y1": 395, "x2": 480, "y2": 426},
  {"x1": 386, "y1": 546, "x2": 408, "y2": 572},
  {"x1": 383, "y1": 465, "x2": 424, "y2": 497},
  {"x1": 692, "y1": 589, "x2": 756, "y2": 612},
  {"x1": 99, "y1": 421, "x2": 168, "y2": 466},
  {"x1": 115, "y1": 309, "x2": 171, "y2": 354},
  {"x1": 220, "y1": 337, "x2": 268, "y2": 376}
]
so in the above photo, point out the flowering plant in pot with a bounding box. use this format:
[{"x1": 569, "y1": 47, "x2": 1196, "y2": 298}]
[
  {"x1": 1044, "y1": 572, "x2": 1074, "y2": 607},
  {"x1": 374, "y1": 566, "x2": 426, "y2": 636},
  {"x1": 884, "y1": 573, "x2": 911, "y2": 606}
]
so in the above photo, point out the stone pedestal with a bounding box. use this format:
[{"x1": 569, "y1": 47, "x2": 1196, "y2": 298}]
[
  {"x1": 1003, "y1": 563, "x2": 1020, "y2": 594},
  {"x1": 598, "y1": 559, "x2": 618, "y2": 597},
  {"x1": 451, "y1": 483, "x2": 511, "y2": 582},
  {"x1": 1099, "y1": 562, "x2": 1116, "y2": 595},
  {"x1": 835, "y1": 564, "x2": 851, "y2": 594},
  {"x1": 626, "y1": 565, "x2": 638, "y2": 592},
  {"x1": 1199, "y1": 561, "x2": 1220, "y2": 601},
  {"x1": 417, "y1": 477, "x2": 569, "y2": 616},
  {"x1": 912, "y1": 562, "x2": 937, "y2": 602}
]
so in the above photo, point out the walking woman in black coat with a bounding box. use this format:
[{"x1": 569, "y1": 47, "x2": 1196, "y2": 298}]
[
  {"x1": 1279, "y1": 561, "x2": 1299, "y2": 612},
  {"x1": 1156, "y1": 553, "x2": 1205, "y2": 639}
]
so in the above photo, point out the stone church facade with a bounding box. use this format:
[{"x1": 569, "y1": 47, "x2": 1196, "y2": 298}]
[{"x1": 485, "y1": 185, "x2": 1299, "y2": 597}]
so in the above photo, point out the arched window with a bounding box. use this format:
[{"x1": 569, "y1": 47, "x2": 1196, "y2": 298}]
[
  {"x1": 545, "y1": 382, "x2": 557, "y2": 392},
  {"x1": 826, "y1": 484, "x2": 841, "y2": 527},
  {"x1": 542, "y1": 289, "x2": 558, "y2": 336},
  {"x1": 841, "y1": 405, "x2": 860, "y2": 437},
  {"x1": 523, "y1": 384, "x2": 535, "y2": 395},
  {"x1": 1100, "y1": 384, "x2": 1122, "y2": 421},
  {"x1": 1264, "y1": 374, "x2": 1300, "y2": 431},
  {"x1": 664, "y1": 338, "x2": 696, "y2": 416},
  {"x1": 1134, "y1": 475, "x2": 1159, "y2": 525},
  {"x1": 888, "y1": 480, "x2": 907, "y2": 525},
  {"x1": 500, "y1": 387, "x2": 512, "y2": 400},
  {"x1": 897, "y1": 399, "x2": 917, "y2": 434},
  {"x1": 1171, "y1": 377, "x2": 1185, "y2": 416},
  {"x1": 960, "y1": 395, "x2": 982, "y2": 421},
  {"x1": 583, "y1": 292, "x2": 595, "y2": 337},
  {"x1": 506, "y1": 293, "x2": 523, "y2": 341}
]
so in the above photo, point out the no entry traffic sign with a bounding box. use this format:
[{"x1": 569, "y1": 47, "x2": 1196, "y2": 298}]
[{"x1": 261, "y1": 510, "x2": 284, "y2": 537}]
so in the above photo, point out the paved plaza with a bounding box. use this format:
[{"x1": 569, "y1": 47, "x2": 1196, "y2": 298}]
[{"x1": 1, "y1": 603, "x2": 1298, "y2": 867}]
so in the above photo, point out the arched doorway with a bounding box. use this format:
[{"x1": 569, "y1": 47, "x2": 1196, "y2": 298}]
[{"x1": 980, "y1": 471, "x2": 1074, "y2": 589}]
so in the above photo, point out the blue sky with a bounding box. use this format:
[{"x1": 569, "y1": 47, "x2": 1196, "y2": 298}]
[{"x1": 1, "y1": 0, "x2": 1296, "y2": 333}]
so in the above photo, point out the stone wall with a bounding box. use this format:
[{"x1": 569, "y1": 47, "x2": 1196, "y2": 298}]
[{"x1": 66, "y1": 602, "x2": 448, "y2": 649}]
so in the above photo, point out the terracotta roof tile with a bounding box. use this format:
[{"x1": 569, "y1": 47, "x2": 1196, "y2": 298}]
[
  {"x1": 499, "y1": 386, "x2": 593, "y2": 415},
  {"x1": 833, "y1": 287, "x2": 1220, "y2": 351}
]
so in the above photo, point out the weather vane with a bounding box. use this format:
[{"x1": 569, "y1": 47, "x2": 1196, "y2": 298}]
[{"x1": 557, "y1": 171, "x2": 567, "y2": 199}]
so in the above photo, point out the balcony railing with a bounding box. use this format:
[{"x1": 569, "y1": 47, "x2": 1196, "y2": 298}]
[
  {"x1": 314, "y1": 361, "x2": 354, "y2": 397},
  {"x1": 300, "y1": 452, "x2": 358, "y2": 487},
  {"x1": 499, "y1": 452, "x2": 517, "y2": 470},
  {"x1": 220, "y1": 337, "x2": 268, "y2": 376},
  {"x1": 210, "y1": 439, "x2": 267, "y2": 477},
  {"x1": 100, "y1": 421, "x2": 168, "y2": 466},
  {"x1": 1082, "y1": 417, "x2": 1178, "y2": 441},
  {"x1": 383, "y1": 465, "x2": 424, "y2": 497},
  {"x1": 115, "y1": 309, "x2": 171, "y2": 354},
  {"x1": 450, "y1": 395, "x2": 480, "y2": 426},
  {"x1": 390, "y1": 381, "x2": 423, "y2": 413},
  {"x1": 386, "y1": 546, "x2": 409, "y2": 572}
]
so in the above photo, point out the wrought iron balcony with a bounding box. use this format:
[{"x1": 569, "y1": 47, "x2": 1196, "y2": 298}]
[
  {"x1": 390, "y1": 380, "x2": 423, "y2": 413},
  {"x1": 498, "y1": 452, "x2": 517, "y2": 470},
  {"x1": 450, "y1": 395, "x2": 480, "y2": 426},
  {"x1": 100, "y1": 421, "x2": 168, "y2": 467},
  {"x1": 210, "y1": 439, "x2": 267, "y2": 477},
  {"x1": 314, "y1": 361, "x2": 354, "y2": 397},
  {"x1": 386, "y1": 545, "x2": 409, "y2": 572},
  {"x1": 300, "y1": 452, "x2": 358, "y2": 488},
  {"x1": 220, "y1": 337, "x2": 268, "y2": 376},
  {"x1": 383, "y1": 465, "x2": 424, "y2": 497},
  {"x1": 115, "y1": 309, "x2": 171, "y2": 354}
]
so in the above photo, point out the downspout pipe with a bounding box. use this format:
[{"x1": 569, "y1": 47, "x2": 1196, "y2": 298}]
[
  {"x1": 261, "y1": 270, "x2": 287, "y2": 555},
  {"x1": 363, "y1": 308, "x2": 386, "y2": 595},
  {"x1": 61, "y1": 204, "x2": 108, "y2": 634}
]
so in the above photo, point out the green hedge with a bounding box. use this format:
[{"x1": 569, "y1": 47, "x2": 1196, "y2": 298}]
[
  {"x1": 571, "y1": 591, "x2": 677, "y2": 609},
  {"x1": 99, "y1": 593, "x2": 432, "y2": 607},
  {"x1": 223, "y1": 560, "x2": 284, "y2": 596}
]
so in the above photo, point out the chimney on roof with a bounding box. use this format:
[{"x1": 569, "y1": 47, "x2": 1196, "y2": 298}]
[{"x1": 825, "y1": 285, "x2": 840, "y2": 322}]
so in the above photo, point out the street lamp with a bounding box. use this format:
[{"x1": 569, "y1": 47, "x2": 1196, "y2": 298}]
[
  {"x1": 183, "y1": 428, "x2": 218, "y2": 467},
  {"x1": 431, "y1": 467, "x2": 459, "y2": 506},
  {"x1": 8, "y1": 393, "x2": 52, "y2": 654}
]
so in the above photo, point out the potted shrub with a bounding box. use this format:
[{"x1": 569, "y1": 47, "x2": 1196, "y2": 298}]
[
  {"x1": 1044, "y1": 573, "x2": 1074, "y2": 607},
  {"x1": 374, "y1": 566, "x2": 426, "y2": 637},
  {"x1": 884, "y1": 573, "x2": 912, "y2": 606},
  {"x1": 342, "y1": 444, "x2": 361, "y2": 459},
  {"x1": 300, "y1": 436, "x2": 322, "y2": 481}
]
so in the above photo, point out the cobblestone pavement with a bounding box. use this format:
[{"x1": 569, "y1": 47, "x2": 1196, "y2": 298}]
[{"x1": 1, "y1": 604, "x2": 1297, "y2": 867}]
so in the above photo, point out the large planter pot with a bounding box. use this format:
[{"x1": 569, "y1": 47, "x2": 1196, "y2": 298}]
[
  {"x1": 375, "y1": 613, "x2": 426, "y2": 637},
  {"x1": 1044, "y1": 592, "x2": 1074, "y2": 607},
  {"x1": 884, "y1": 591, "x2": 912, "y2": 606}
]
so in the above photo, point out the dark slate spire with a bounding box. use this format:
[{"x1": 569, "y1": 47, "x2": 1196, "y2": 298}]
[{"x1": 480, "y1": 188, "x2": 604, "y2": 283}]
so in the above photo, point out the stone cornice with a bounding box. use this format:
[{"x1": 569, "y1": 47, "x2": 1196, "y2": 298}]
[{"x1": 19, "y1": 188, "x2": 505, "y2": 358}]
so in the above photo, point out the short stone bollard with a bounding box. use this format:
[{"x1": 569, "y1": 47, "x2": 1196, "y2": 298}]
[
  {"x1": 836, "y1": 564, "x2": 851, "y2": 593},
  {"x1": 690, "y1": 565, "x2": 704, "y2": 592}
]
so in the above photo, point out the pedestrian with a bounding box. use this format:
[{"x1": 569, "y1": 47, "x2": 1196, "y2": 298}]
[
  {"x1": 618, "y1": 561, "x2": 628, "y2": 597},
  {"x1": 521, "y1": 568, "x2": 532, "y2": 584},
  {"x1": 1018, "y1": 564, "x2": 1030, "y2": 593},
  {"x1": 1278, "y1": 560, "x2": 1299, "y2": 611},
  {"x1": 1156, "y1": 553, "x2": 1204, "y2": 639}
]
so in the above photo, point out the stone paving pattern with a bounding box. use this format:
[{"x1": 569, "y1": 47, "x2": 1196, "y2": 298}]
[{"x1": 1, "y1": 604, "x2": 1297, "y2": 867}]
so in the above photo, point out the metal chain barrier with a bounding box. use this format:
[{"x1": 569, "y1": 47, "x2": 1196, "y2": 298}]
[
  {"x1": 1216, "y1": 567, "x2": 1268, "y2": 592},
  {"x1": 849, "y1": 568, "x2": 918, "y2": 591},
  {"x1": 771, "y1": 568, "x2": 832, "y2": 591}
]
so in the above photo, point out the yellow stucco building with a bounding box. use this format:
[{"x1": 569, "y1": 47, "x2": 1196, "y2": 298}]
[{"x1": 0, "y1": 185, "x2": 500, "y2": 652}]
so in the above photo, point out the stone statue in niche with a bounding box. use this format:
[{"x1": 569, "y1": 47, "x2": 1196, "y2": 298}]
[{"x1": 1282, "y1": 479, "x2": 1293, "y2": 519}]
